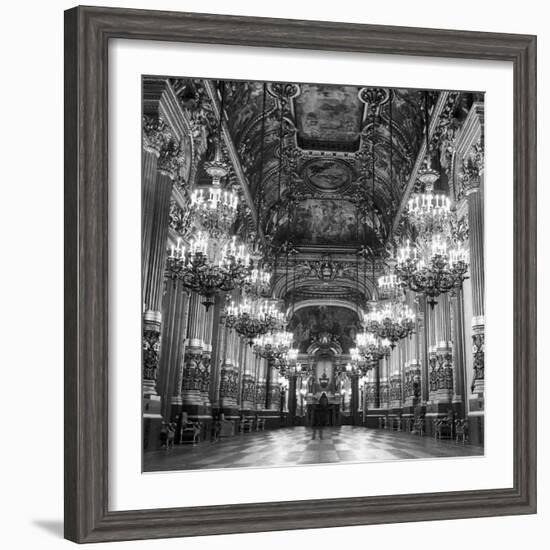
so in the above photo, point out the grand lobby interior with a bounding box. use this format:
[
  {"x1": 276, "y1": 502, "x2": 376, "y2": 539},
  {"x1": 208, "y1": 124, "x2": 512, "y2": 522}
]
[{"x1": 141, "y1": 76, "x2": 485, "y2": 471}]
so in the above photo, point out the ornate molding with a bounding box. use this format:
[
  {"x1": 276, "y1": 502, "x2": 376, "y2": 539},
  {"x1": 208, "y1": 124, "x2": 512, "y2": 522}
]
[
  {"x1": 471, "y1": 332, "x2": 485, "y2": 392},
  {"x1": 142, "y1": 115, "x2": 172, "y2": 156},
  {"x1": 158, "y1": 139, "x2": 185, "y2": 180},
  {"x1": 142, "y1": 329, "x2": 161, "y2": 382}
]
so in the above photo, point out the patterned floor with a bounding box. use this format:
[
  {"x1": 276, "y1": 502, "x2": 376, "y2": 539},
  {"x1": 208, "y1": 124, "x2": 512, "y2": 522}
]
[{"x1": 143, "y1": 426, "x2": 483, "y2": 472}]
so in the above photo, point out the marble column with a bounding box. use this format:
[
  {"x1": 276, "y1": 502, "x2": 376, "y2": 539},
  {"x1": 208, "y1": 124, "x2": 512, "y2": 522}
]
[
  {"x1": 461, "y1": 143, "x2": 485, "y2": 445},
  {"x1": 432, "y1": 295, "x2": 453, "y2": 404},
  {"x1": 287, "y1": 374, "x2": 298, "y2": 424},
  {"x1": 142, "y1": 131, "x2": 183, "y2": 450},
  {"x1": 466, "y1": 167, "x2": 485, "y2": 403},
  {"x1": 350, "y1": 374, "x2": 360, "y2": 425},
  {"x1": 142, "y1": 115, "x2": 170, "y2": 294},
  {"x1": 157, "y1": 278, "x2": 190, "y2": 420},
  {"x1": 209, "y1": 295, "x2": 227, "y2": 409},
  {"x1": 181, "y1": 293, "x2": 206, "y2": 408},
  {"x1": 379, "y1": 356, "x2": 389, "y2": 409},
  {"x1": 265, "y1": 361, "x2": 280, "y2": 411},
  {"x1": 450, "y1": 288, "x2": 466, "y2": 416}
]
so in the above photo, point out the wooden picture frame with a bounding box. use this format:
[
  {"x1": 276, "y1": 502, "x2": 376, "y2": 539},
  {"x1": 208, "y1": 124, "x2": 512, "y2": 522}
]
[{"x1": 64, "y1": 5, "x2": 537, "y2": 543}]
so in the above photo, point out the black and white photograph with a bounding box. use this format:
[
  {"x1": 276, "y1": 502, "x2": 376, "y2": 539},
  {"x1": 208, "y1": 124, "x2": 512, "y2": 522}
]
[{"x1": 141, "y1": 76, "x2": 486, "y2": 472}]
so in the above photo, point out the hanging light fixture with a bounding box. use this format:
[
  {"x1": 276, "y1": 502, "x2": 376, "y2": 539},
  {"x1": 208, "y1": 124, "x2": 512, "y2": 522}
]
[
  {"x1": 253, "y1": 330, "x2": 293, "y2": 363},
  {"x1": 355, "y1": 331, "x2": 392, "y2": 362},
  {"x1": 377, "y1": 92, "x2": 405, "y2": 301},
  {"x1": 225, "y1": 297, "x2": 285, "y2": 345},
  {"x1": 364, "y1": 301, "x2": 415, "y2": 349},
  {"x1": 189, "y1": 81, "x2": 239, "y2": 239},
  {"x1": 242, "y1": 84, "x2": 272, "y2": 300},
  {"x1": 406, "y1": 92, "x2": 452, "y2": 237},
  {"x1": 357, "y1": 94, "x2": 413, "y2": 350},
  {"x1": 166, "y1": 232, "x2": 251, "y2": 310},
  {"x1": 394, "y1": 234, "x2": 469, "y2": 308}
]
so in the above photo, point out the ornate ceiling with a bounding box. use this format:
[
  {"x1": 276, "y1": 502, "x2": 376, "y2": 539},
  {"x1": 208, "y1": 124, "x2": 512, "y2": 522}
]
[
  {"x1": 160, "y1": 76, "x2": 481, "y2": 340},
  {"x1": 222, "y1": 81, "x2": 441, "y2": 252}
]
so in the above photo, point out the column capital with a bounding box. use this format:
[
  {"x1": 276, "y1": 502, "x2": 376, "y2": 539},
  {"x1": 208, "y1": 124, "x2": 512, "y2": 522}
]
[
  {"x1": 158, "y1": 139, "x2": 185, "y2": 180},
  {"x1": 142, "y1": 115, "x2": 172, "y2": 156},
  {"x1": 458, "y1": 138, "x2": 484, "y2": 199}
]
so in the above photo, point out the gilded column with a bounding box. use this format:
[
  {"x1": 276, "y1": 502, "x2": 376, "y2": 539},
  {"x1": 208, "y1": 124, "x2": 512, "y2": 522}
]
[
  {"x1": 209, "y1": 294, "x2": 226, "y2": 409},
  {"x1": 379, "y1": 356, "x2": 389, "y2": 409},
  {"x1": 450, "y1": 288, "x2": 466, "y2": 415},
  {"x1": 434, "y1": 295, "x2": 453, "y2": 404},
  {"x1": 181, "y1": 293, "x2": 206, "y2": 408},
  {"x1": 462, "y1": 143, "x2": 485, "y2": 405},
  {"x1": 157, "y1": 278, "x2": 190, "y2": 420},
  {"x1": 142, "y1": 134, "x2": 183, "y2": 422}
]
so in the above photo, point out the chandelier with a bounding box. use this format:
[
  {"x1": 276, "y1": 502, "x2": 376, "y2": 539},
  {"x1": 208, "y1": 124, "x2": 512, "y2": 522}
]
[
  {"x1": 355, "y1": 331, "x2": 391, "y2": 362},
  {"x1": 394, "y1": 234, "x2": 469, "y2": 308},
  {"x1": 407, "y1": 91, "x2": 453, "y2": 237},
  {"x1": 407, "y1": 182, "x2": 452, "y2": 236},
  {"x1": 364, "y1": 301, "x2": 415, "y2": 348},
  {"x1": 225, "y1": 298, "x2": 285, "y2": 345},
  {"x1": 189, "y1": 82, "x2": 240, "y2": 239},
  {"x1": 285, "y1": 347, "x2": 299, "y2": 364},
  {"x1": 377, "y1": 268, "x2": 405, "y2": 301},
  {"x1": 166, "y1": 233, "x2": 251, "y2": 310},
  {"x1": 190, "y1": 177, "x2": 239, "y2": 239},
  {"x1": 253, "y1": 330, "x2": 293, "y2": 363},
  {"x1": 242, "y1": 265, "x2": 272, "y2": 298}
]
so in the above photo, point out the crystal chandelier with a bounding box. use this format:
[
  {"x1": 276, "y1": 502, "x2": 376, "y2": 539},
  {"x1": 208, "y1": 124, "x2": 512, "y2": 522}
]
[
  {"x1": 364, "y1": 301, "x2": 416, "y2": 349},
  {"x1": 407, "y1": 181, "x2": 452, "y2": 236},
  {"x1": 407, "y1": 91, "x2": 453, "y2": 237},
  {"x1": 355, "y1": 331, "x2": 391, "y2": 362},
  {"x1": 242, "y1": 265, "x2": 272, "y2": 298},
  {"x1": 253, "y1": 330, "x2": 293, "y2": 363},
  {"x1": 285, "y1": 346, "x2": 299, "y2": 364},
  {"x1": 166, "y1": 232, "x2": 251, "y2": 310},
  {"x1": 189, "y1": 82, "x2": 239, "y2": 239},
  {"x1": 395, "y1": 234, "x2": 469, "y2": 308},
  {"x1": 190, "y1": 172, "x2": 239, "y2": 239},
  {"x1": 225, "y1": 297, "x2": 285, "y2": 345}
]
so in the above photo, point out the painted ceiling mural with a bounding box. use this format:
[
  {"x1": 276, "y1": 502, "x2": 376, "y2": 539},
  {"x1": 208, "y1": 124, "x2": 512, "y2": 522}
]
[
  {"x1": 165, "y1": 77, "x2": 482, "y2": 316},
  {"x1": 288, "y1": 306, "x2": 361, "y2": 354},
  {"x1": 294, "y1": 84, "x2": 363, "y2": 150}
]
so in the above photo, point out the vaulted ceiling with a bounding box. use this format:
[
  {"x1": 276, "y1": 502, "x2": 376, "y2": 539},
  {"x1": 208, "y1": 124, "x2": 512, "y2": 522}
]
[
  {"x1": 162, "y1": 76, "x2": 481, "y2": 332},
  {"x1": 222, "y1": 81, "x2": 438, "y2": 252}
]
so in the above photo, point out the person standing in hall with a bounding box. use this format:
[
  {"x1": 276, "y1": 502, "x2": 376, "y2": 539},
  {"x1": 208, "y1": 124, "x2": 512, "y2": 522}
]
[{"x1": 312, "y1": 392, "x2": 329, "y2": 440}]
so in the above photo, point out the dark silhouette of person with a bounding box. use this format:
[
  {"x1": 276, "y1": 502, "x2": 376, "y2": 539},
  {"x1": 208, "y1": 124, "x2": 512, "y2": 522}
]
[{"x1": 312, "y1": 392, "x2": 329, "y2": 440}]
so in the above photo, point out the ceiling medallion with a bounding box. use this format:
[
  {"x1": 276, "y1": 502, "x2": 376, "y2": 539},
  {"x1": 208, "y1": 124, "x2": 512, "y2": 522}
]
[{"x1": 302, "y1": 158, "x2": 353, "y2": 194}]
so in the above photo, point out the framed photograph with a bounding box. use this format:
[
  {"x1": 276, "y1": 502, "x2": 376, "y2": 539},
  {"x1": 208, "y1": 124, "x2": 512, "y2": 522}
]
[{"x1": 64, "y1": 5, "x2": 536, "y2": 543}]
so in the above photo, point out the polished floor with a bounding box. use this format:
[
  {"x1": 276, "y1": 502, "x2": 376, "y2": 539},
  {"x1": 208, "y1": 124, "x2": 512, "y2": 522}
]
[{"x1": 143, "y1": 426, "x2": 483, "y2": 472}]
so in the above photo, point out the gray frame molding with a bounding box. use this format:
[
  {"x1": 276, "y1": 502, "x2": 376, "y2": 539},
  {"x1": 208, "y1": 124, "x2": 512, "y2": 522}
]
[{"x1": 64, "y1": 5, "x2": 537, "y2": 543}]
